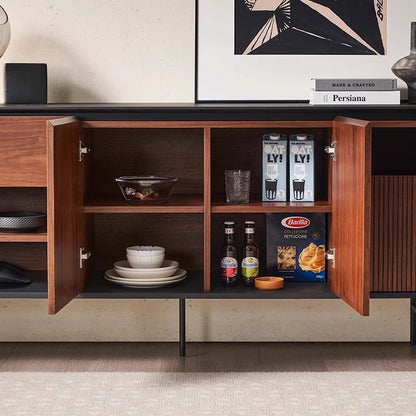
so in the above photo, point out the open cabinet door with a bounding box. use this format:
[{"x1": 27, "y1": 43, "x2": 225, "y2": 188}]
[
  {"x1": 47, "y1": 117, "x2": 85, "y2": 314},
  {"x1": 330, "y1": 117, "x2": 371, "y2": 316}
]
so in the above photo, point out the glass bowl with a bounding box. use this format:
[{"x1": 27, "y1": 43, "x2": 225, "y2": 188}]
[{"x1": 115, "y1": 176, "x2": 178, "y2": 203}]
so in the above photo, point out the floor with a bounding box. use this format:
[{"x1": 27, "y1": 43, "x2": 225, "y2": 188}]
[{"x1": 0, "y1": 342, "x2": 415, "y2": 372}]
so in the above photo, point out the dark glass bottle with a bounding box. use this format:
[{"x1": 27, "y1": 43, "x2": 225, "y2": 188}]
[
  {"x1": 241, "y1": 221, "x2": 259, "y2": 286},
  {"x1": 220, "y1": 221, "x2": 238, "y2": 285}
]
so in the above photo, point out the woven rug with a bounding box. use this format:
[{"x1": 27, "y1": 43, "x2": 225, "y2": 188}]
[{"x1": 1, "y1": 372, "x2": 416, "y2": 415}]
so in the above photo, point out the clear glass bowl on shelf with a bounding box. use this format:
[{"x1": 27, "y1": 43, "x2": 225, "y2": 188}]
[{"x1": 115, "y1": 176, "x2": 178, "y2": 204}]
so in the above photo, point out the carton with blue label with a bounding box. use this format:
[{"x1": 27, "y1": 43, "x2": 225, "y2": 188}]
[
  {"x1": 266, "y1": 213, "x2": 326, "y2": 282},
  {"x1": 289, "y1": 134, "x2": 314, "y2": 202},
  {"x1": 262, "y1": 133, "x2": 287, "y2": 202}
]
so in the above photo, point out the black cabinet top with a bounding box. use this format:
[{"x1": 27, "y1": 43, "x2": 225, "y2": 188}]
[{"x1": 0, "y1": 102, "x2": 415, "y2": 121}]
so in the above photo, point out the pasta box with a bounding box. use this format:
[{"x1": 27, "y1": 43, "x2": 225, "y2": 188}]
[{"x1": 266, "y1": 213, "x2": 326, "y2": 282}]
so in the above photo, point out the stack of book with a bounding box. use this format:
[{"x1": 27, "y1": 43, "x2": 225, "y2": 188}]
[{"x1": 310, "y1": 78, "x2": 400, "y2": 105}]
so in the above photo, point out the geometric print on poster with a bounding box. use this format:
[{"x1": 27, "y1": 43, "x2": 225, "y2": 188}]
[{"x1": 235, "y1": 0, "x2": 387, "y2": 55}]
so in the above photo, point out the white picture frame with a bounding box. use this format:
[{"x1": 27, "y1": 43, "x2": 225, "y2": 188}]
[{"x1": 194, "y1": 0, "x2": 410, "y2": 102}]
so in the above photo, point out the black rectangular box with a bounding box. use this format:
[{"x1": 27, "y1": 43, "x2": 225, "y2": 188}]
[{"x1": 5, "y1": 63, "x2": 47, "y2": 104}]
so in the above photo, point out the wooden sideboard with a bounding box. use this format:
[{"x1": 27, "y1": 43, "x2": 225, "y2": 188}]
[{"x1": 0, "y1": 103, "x2": 415, "y2": 355}]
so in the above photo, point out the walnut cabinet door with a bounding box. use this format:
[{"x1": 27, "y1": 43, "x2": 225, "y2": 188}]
[
  {"x1": 47, "y1": 117, "x2": 86, "y2": 314},
  {"x1": 329, "y1": 117, "x2": 372, "y2": 316}
]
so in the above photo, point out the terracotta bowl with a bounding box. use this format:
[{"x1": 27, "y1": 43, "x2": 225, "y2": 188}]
[{"x1": 254, "y1": 277, "x2": 284, "y2": 291}]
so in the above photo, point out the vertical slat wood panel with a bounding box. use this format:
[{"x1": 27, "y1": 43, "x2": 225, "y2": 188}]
[
  {"x1": 381, "y1": 177, "x2": 387, "y2": 291},
  {"x1": 371, "y1": 176, "x2": 379, "y2": 290},
  {"x1": 406, "y1": 177, "x2": 411, "y2": 291},
  {"x1": 412, "y1": 178, "x2": 416, "y2": 291},
  {"x1": 204, "y1": 128, "x2": 211, "y2": 291},
  {"x1": 397, "y1": 178, "x2": 404, "y2": 291},
  {"x1": 387, "y1": 177, "x2": 393, "y2": 290},
  {"x1": 371, "y1": 175, "x2": 416, "y2": 292}
]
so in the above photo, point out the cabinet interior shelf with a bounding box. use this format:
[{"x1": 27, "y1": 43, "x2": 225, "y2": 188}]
[
  {"x1": 81, "y1": 272, "x2": 339, "y2": 299},
  {"x1": 0, "y1": 232, "x2": 47, "y2": 242},
  {"x1": 211, "y1": 201, "x2": 332, "y2": 213},
  {"x1": 83, "y1": 194, "x2": 204, "y2": 213},
  {"x1": 0, "y1": 271, "x2": 412, "y2": 299}
]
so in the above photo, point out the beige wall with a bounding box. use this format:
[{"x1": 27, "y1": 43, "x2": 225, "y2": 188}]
[
  {"x1": 0, "y1": 1, "x2": 412, "y2": 341},
  {"x1": 0, "y1": 0, "x2": 195, "y2": 103}
]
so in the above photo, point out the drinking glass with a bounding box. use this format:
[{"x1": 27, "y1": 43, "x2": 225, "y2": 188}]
[{"x1": 225, "y1": 170, "x2": 250, "y2": 204}]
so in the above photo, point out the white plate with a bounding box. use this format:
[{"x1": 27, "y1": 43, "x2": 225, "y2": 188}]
[
  {"x1": 104, "y1": 270, "x2": 187, "y2": 288},
  {"x1": 105, "y1": 268, "x2": 186, "y2": 283},
  {"x1": 113, "y1": 260, "x2": 179, "y2": 279},
  {"x1": 105, "y1": 276, "x2": 186, "y2": 289}
]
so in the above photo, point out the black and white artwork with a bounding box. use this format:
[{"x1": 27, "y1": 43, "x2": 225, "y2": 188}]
[{"x1": 235, "y1": 0, "x2": 387, "y2": 55}]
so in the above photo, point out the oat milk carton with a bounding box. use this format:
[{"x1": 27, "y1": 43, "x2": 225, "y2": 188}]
[
  {"x1": 262, "y1": 133, "x2": 287, "y2": 202},
  {"x1": 289, "y1": 134, "x2": 314, "y2": 202}
]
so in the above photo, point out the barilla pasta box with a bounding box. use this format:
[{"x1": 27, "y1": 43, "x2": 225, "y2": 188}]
[
  {"x1": 289, "y1": 134, "x2": 314, "y2": 202},
  {"x1": 266, "y1": 213, "x2": 326, "y2": 282},
  {"x1": 262, "y1": 133, "x2": 287, "y2": 202}
]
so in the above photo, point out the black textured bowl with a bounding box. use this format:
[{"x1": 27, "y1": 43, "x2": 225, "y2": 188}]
[{"x1": 0, "y1": 211, "x2": 47, "y2": 233}]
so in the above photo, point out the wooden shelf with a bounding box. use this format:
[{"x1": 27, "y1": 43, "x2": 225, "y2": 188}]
[
  {"x1": 211, "y1": 200, "x2": 332, "y2": 213},
  {"x1": 84, "y1": 194, "x2": 204, "y2": 213},
  {"x1": 0, "y1": 232, "x2": 47, "y2": 242},
  {"x1": 81, "y1": 271, "x2": 338, "y2": 299}
]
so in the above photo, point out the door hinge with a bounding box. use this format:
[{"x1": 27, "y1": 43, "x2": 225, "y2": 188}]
[
  {"x1": 324, "y1": 141, "x2": 337, "y2": 162},
  {"x1": 80, "y1": 247, "x2": 91, "y2": 269},
  {"x1": 325, "y1": 248, "x2": 336, "y2": 269},
  {"x1": 79, "y1": 140, "x2": 90, "y2": 162}
]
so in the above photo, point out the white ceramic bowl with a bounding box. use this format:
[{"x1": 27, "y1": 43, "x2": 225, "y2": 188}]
[
  {"x1": 127, "y1": 253, "x2": 165, "y2": 268},
  {"x1": 113, "y1": 260, "x2": 179, "y2": 279},
  {"x1": 126, "y1": 245, "x2": 165, "y2": 256},
  {"x1": 125, "y1": 246, "x2": 165, "y2": 268}
]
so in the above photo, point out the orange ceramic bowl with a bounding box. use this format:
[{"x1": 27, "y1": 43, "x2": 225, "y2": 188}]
[{"x1": 254, "y1": 277, "x2": 284, "y2": 291}]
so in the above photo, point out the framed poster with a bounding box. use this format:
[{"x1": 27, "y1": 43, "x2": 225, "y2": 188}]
[{"x1": 196, "y1": 0, "x2": 390, "y2": 102}]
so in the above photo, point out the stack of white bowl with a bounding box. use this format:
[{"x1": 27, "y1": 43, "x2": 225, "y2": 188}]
[{"x1": 104, "y1": 246, "x2": 186, "y2": 289}]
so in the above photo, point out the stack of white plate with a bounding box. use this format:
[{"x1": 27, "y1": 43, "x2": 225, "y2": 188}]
[{"x1": 104, "y1": 246, "x2": 186, "y2": 289}]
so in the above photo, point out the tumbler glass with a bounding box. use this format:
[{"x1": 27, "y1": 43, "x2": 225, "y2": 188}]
[{"x1": 225, "y1": 170, "x2": 250, "y2": 204}]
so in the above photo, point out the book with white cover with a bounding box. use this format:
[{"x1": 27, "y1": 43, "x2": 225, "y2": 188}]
[{"x1": 310, "y1": 89, "x2": 400, "y2": 105}]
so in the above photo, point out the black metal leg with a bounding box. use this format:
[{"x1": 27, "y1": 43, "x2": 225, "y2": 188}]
[
  {"x1": 179, "y1": 298, "x2": 186, "y2": 357},
  {"x1": 411, "y1": 297, "x2": 416, "y2": 346}
]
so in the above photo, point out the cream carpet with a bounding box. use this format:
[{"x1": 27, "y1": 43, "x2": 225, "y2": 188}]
[{"x1": 1, "y1": 372, "x2": 416, "y2": 415}]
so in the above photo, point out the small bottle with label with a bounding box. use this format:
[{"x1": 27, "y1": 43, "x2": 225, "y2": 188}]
[
  {"x1": 220, "y1": 221, "x2": 238, "y2": 285},
  {"x1": 241, "y1": 221, "x2": 259, "y2": 286}
]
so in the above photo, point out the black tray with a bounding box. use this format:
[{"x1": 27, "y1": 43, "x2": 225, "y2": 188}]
[{"x1": 0, "y1": 211, "x2": 47, "y2": 233}]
